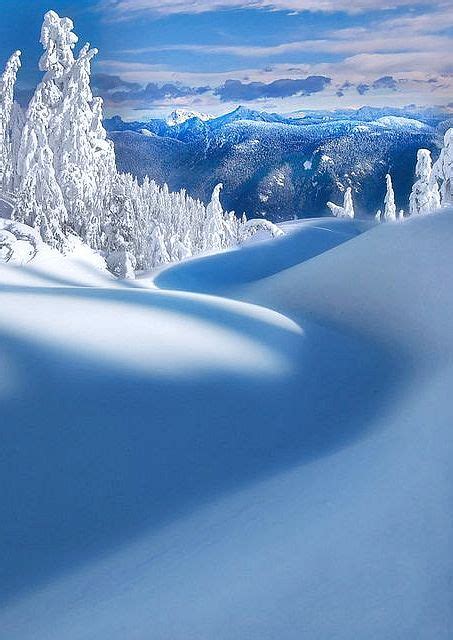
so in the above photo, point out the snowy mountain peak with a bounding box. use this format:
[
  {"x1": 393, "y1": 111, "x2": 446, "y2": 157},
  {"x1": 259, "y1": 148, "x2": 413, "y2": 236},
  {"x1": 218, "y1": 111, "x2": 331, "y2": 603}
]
[{"x1": 166, "y1": 109, "x2": 213, "y2": 127}]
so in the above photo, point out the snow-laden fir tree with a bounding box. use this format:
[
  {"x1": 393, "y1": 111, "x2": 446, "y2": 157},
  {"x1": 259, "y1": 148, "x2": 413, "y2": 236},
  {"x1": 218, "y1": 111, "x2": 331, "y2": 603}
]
[
  {"x1": 14, "y1": 80, "x2": 69, "y2": 249},
  {"x1": 409, "y1": 149, "x2": 441, "y2": 216},
  {"x1": 55, "y1": 42, "x2": 116, "y2": 245},
  {"x1": 383, "y1": 174, "x2": 397, "y2": 222},
  {"x1": 327, "y1": 187, "x2": 355, "y2": 219},
  {"x1": 432, "y1": 128, "x2": 453, "y2": 205},
  {"x1": 13, "y1": 11, "x2": 76, "y2": 248},
  {"x1": 203, "y1": 183, "x2": 227, "y2": 251},
  {"x1": 0, "y1": 50, "x2": 21, "y2": 191},
  {"x1": 14, "y1": 11, "x2": 117, "y2": 251}
]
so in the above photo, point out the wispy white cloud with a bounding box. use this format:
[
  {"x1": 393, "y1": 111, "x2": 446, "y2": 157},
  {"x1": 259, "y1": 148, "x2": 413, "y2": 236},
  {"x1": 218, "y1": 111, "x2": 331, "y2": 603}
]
[
  {"x1": 120, "y1": 32, "x2": 452, "y2": 58},
  {"x1": 100, "y1": 0, "x2": 433, "y2": 19}
]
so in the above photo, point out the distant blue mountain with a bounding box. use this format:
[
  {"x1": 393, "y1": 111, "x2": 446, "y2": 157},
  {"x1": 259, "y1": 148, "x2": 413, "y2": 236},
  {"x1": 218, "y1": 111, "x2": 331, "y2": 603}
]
[{"x1": 105, "y1": 106, "x2": 450, "y2": 221}]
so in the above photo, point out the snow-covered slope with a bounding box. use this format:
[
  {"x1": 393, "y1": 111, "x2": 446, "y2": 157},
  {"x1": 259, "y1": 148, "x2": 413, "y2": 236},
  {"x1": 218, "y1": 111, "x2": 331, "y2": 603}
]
[{"x1": 0, "y1": 211, "x2": 452, "y2": 639}]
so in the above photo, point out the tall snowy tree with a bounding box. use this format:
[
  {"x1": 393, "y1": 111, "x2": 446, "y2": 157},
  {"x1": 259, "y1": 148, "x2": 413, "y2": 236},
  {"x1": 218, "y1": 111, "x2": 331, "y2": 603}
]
[
  {"x1": 14, "y1": 11, "x2": 116, "y2": 251},
  {"x1": 14, "y1": 82, "x2": 69, "y2": 249},
  {"x1": 383, "y1": 174, "x2": 397, "y2": 222},
  {"x1": 55, "y1": 42, "x2": 116, "y2": 244},
  {"x1": 13, "y1": 11, "x2": 76, "y2": 249},
  {"x1": 409, "y1": 149, "x2": 441, "y2": 216},
  {"x1": 203, "y1": 183, "x2": 227, "y2": 251},
  {"x1": 327, "y1": 187, "x2": 355, "y2": 219},
  {"x1": 433, "y1": 128, "x2": 453, "y2": 205},
  {"x1": 0, "y1": 50, "x2": 21, "y2": 191}
]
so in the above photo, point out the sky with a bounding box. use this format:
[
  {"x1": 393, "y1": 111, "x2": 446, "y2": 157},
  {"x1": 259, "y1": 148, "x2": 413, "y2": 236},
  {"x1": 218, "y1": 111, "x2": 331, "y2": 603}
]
[{"x1": 0, "y1": 0, "x2": 452, "y2": 119}]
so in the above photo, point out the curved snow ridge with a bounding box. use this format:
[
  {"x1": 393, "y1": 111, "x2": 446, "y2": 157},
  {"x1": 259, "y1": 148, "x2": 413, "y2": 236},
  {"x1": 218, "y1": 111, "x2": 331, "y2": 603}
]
[
  {"x1": 0, "y1": 285, "x2": 302, "y2": 377},
  {"x1": 155, "y1": 217, "x2": 371, "y2": 295},
  {"x1": 237, "y1": 208, "x2": 453, "y2": 363}
]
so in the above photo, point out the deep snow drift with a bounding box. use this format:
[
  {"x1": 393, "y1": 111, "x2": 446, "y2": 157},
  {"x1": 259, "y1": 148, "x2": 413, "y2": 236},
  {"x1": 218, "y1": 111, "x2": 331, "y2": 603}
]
[{"x1": 0, "y1": 212, "x2": 452, "y2": 639}]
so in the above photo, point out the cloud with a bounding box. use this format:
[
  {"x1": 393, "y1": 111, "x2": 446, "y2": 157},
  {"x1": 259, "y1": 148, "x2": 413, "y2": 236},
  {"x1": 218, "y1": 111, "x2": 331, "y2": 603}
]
[
  {"x1": 356, "y1": 83, "x2": 370, "y2": 95},
  {"x1": 372, "y1": 75, "x2": 399, "y2": 91},
  {"x1": 354, "y1": 76, "x2": 399, "y2": 95},
  {"x1": 215, "y1": 76, "x2": 331, "y2": 101},
  {"x1": 92, "y1": 73, "x2": 141, "y2": 93},
  {"x1": 100, "y1": 0, "x2": 428, "y2": 19},
  {"x1": 93, "y1": 73, "x2": 210, "y2": 106}
]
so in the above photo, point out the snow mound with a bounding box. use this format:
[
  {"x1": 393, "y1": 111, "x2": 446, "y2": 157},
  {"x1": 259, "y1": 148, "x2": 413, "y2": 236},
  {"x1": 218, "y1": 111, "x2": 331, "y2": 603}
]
[{"x1": 0, "y1": 213, "x2": 452, "y2": 639}]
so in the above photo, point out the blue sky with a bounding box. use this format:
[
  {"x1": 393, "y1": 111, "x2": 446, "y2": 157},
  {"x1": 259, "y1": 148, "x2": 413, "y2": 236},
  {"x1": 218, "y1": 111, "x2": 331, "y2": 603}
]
[{"x1": 1, "y1": 0, "x2": 452, "y2": 118}]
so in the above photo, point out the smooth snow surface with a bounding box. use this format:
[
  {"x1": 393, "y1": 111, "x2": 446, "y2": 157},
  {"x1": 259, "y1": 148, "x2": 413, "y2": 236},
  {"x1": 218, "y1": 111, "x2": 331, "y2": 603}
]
[{"x1": 1, "y1": 213, "x2": 452, "y2": 639}]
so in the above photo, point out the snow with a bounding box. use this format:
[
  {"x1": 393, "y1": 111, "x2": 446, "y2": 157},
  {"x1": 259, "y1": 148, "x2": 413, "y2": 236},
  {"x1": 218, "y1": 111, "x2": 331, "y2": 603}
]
[
  {"x1": 166, "y1": 109, "x2": 213, "y2": 127},
  {"x1": 410, "y1": 149, "x2": 440, "y2": 215},
  {"x1": 383, "y1": 173, "x2": 397, "y2": 221},
  {"x1": 376, "y1": 115, "x2": 429, "y2": 130},
  {"x1": 1, "y1": 210, "x2": 452, "y2": 638},
  {"x1": 327, "y1": 186, "x2": 355, "y2": 219}
]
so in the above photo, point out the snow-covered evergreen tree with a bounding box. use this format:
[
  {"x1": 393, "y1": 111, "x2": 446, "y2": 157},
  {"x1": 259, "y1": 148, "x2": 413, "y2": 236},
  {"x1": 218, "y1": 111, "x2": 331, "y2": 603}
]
[
  {"x1": 0, "y1": 50, "x2": 21, "y2": 190},
  {"x1": 14, "y1": 83, "x2": 69, "y2": 249},
  {"x1": 14, "y1": 11, "x2": 116, "y2": 252},
  {"x1": 203, "y1": 183, "x2": 226, "y2": 251},
  {"x1": 409, "y1": 149, "x2": 441, "y2": 216},
  {"x1": 327, "y1": 187, "x2": 355, "y2": 219},
  {"x1": 383, "y1": 174, "x2": 397, "y2": 222},
  {"x1": 13, "y1": 11, "x2": 76, "y2": 248},
  {"x1": 56, "y1": 43, "x2": 116, "y2": 244},
  {"x1": 432, "y1": 128, "x2": 453, "y2": 205}
]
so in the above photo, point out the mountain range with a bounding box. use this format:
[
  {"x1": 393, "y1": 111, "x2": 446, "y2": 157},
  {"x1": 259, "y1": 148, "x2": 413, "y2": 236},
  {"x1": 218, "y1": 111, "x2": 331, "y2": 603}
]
[{"x1": 105, "y1": 106, "x2": 451, "y2": 221}]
